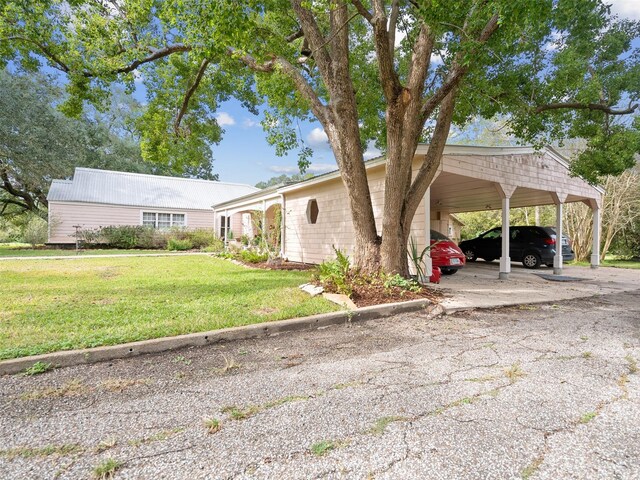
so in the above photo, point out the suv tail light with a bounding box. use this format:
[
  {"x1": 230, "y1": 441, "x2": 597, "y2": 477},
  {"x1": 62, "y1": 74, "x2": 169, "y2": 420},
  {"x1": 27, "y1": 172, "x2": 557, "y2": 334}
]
[{"x1": 544, "y1": 238, "x2": 556, "y2": 245}]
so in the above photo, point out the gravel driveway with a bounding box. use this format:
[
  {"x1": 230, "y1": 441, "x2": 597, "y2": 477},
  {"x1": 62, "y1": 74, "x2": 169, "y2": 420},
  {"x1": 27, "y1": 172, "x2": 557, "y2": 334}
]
[{"x1": 1, "y1": 290, "x2": 639, "y2": 479}]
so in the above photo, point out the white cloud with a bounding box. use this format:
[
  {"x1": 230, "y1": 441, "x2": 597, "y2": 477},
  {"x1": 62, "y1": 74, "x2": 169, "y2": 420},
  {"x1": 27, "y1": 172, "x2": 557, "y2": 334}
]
[
  {"x1": 269, "y1": 162, "x2": 336, "y2": 175},
  {"x1": 268, "y1": 165, "x2": 299, "y2": 174},
  {"x1": 306, "y1": 127, "x2": 330, "y2": 149},
  {"x1": 608, "y1": 0, "x2": 640, "y2": 20},
  {"x1": 363, "y1": 143, "x2": 382, "y2": 160},
  {"x1": 242, "y1": 118, "x2": 258, "y2": 128},
  {"x1": 215, "y1": 112, "x2": 236, "y2": 127}
]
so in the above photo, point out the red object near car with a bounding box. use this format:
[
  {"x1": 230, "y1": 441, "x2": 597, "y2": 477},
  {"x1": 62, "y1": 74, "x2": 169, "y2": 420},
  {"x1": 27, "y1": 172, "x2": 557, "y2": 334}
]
[
  {"x1": 429, "y1": 265, "x2": 442, "y2": 283},
  {"x1": 429, "y1": 229, "x2": 466, "y2": 275}
]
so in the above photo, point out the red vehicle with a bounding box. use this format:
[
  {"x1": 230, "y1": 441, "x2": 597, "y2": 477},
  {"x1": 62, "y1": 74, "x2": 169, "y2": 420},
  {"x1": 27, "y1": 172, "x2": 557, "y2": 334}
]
[{"x1": 430, "y1": 229, "x2": 466, "y2": 275}]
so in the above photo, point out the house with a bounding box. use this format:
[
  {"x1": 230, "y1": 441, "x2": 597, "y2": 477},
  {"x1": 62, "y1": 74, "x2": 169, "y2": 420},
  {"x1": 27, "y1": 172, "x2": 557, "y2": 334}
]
[
  {"x1": 213, "y1": 144, "x2": 604, "y2": 278},
  {"x1": 47, "y1": 168, "x2": 259, "y2": 244}
]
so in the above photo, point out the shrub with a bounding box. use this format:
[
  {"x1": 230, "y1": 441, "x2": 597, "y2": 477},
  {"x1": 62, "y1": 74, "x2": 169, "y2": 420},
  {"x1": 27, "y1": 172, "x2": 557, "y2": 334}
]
[
  {"x1": 202, "y1": 237, "x2": 225, "y2": 253},
  {"x1": 23, "y1": 216, "x2": 48, "y2": 247},
  {"x1": 240, "y1": 234, "x2": 250, "y2": 246},
  {"x1": 239, "y1": 249, "x2": 268, "y2": 263},
  {"x1": 167, "y1": 238, "x2": 193, "y2": 251},
  {"x1": 98, "y1": 225, "x2": 150, "y2": 249},
  {"x1": 184, "y1": 229, "x2": 216, "y2": 249},
  {"x1": 315, "y1": 247, "x2": 353, "y2": 296}
]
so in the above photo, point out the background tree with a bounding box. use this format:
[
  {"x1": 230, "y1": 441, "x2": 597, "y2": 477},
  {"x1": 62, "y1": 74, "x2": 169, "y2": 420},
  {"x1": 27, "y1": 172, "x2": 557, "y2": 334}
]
[
  {"x1": 0, "y1": 69, "x2": 216, "y2": 219},
  {"x1": 255, "y1": 173, "x2": 315, "y2": 189},
  {"x1": 2, "y1": 1, "x2": 638, "y2": 273}
]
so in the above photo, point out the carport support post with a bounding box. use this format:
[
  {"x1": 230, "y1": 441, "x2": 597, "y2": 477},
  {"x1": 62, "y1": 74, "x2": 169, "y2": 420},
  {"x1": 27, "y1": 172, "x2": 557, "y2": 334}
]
[
  {"x1": 591, "y1": 202, "x2": 601, "y2": 269},
  {"x1": 552, "y1": 193, "x2": 568, "y2": 275},
  {"x1": 261, "y1": 200, "x2": 267, "y2": 247},
  {"x1": 496, "y1": 184, "x2": 516, "y2": 280},
  {"x1": 224, "y1": 209, "x2": 229, "y2": 250}
]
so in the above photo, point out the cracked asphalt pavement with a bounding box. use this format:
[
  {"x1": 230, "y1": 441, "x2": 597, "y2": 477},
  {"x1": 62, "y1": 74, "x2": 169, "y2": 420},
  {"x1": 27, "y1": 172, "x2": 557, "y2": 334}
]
[{"x1": 1, "y1": 290, "x2": 639, "y2": 479}]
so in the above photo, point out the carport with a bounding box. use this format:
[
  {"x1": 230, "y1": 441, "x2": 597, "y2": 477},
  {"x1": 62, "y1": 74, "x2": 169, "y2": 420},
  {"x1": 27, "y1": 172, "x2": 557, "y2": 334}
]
[
  {"x1": 213, "y1": 144, "x2": 603, "y2": 280},
  {"x1": 424, "y1": 145, "x2": 604, "y2": 279}
]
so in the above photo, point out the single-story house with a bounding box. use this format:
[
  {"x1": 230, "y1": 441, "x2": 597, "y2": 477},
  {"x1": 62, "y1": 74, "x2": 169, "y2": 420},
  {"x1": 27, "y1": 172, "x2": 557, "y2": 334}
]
[
  {"x1": 47, "y1": 168, "x2": 259, "y2": 244},
  {"x1": 213, "y1": 144, "x2": 604, "y2": 278}
]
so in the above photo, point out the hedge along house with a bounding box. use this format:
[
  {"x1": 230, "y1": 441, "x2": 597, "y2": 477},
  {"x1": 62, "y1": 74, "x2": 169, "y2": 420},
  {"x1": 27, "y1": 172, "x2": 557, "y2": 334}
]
[
  {"x1": 213, "y1": 144, "x2": 604, "y2": 279},
  {"x1": 47, "y1": 168, "x2": 259, "y2": 245}
]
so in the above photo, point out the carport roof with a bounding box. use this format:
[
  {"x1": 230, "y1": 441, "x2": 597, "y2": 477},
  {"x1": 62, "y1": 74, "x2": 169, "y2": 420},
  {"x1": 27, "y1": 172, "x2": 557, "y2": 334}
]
[{"x1": 214, "y1": 144, "x2": 603, "y2": 212}]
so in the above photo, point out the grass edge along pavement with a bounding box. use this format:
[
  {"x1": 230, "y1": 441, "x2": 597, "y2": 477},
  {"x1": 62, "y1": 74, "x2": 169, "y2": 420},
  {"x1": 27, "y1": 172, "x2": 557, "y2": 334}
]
[
  {"x1": 0, "y1": 299, "x2": 442, "y2": 375},
  {"x1": 0, "y1": 255, "x2": 339, "y2": 361}
]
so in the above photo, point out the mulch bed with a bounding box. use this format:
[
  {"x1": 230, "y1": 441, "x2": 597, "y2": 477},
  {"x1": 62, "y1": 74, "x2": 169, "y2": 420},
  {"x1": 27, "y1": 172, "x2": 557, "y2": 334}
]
[
  {"x1": 242, "y1": 260, "x2": 316, "y2": 271},
  {"x1": 234, "y1": 258, "x2": 442, "y2": 307},
  {"x1": 350, "y1": 283, "x2": 442, "y2": 308}
]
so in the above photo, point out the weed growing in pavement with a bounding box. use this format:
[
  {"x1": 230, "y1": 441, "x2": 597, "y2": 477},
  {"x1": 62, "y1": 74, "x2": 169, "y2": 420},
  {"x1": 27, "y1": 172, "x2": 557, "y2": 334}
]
[
  {"x1": 127, "y1": 428, "x2": 183, "y2": 447},
  {"x1": 0, "y1": 444, "x2": 84, "y2": 459},
  {"x1": 579, "y1": 412, "x2": 597, "y2": 424},
  {"x1": 221, "y1": 405, "x2": 261, "y2": 420},
  {"x1": 625, "y1": 354, "x2": 638, "y2": 374},
  {"x1": 504, "y1": 363, "x2": 526, "y2": 383},
  {"x1": 582, "y1": 351, "x2": 593, "y2": 359},
  {"x1": 310, "y1": 440, "x2": 348, "y2": 456},
  {"x1": 204, "y1": 418, "x2": 222, "y2": 434},
  {"x1": 521, "y1": 456, "x2": 544, "y2": 479},
  {"x1": 580, "y1": 335, "x2": 589, "y2": 341},
  {"x1": 368, "y1": 416, "x2": 407, "y2": 435},
  {"x1": 21, "y1": 379, "x2": 90, "y2": 400},
  {"x1": 92, "y1": 458, "x2": 122, "y2": 479},
  {"x1": 22, "y1": 361, "x2": 53, "y2": 376},
  {"x1": 173, "y1": 355, "x2": 192, "y2": 366},
  {"x1": 98, "y1": 378, "x2": 150, "y2": 392},
  {"x1": 215, "y1": 354, "x2": 241, "y2": 374},
  {"x1": 94, "y1": 438, "x2": 118, "y2": 454}
]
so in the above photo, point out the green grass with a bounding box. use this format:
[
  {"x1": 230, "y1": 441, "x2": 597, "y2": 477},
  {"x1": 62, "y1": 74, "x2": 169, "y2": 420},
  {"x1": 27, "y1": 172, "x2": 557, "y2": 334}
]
[
  {"x1": 0, "y1": 256, "x2": 338, "y2": 360},
  {"x1": 569, "y1": 258, "x2": 640, "y2": 269},
  {"x1": 0, "y1": 243, "x2": 180, "y2": 257}
]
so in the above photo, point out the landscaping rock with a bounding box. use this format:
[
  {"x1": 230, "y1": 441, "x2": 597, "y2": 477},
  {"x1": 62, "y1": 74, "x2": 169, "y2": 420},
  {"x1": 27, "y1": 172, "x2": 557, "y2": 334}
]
[
  {"x1": 322, "y1": 293, "x2": 358, "y2": 310},
  {"x1": 299, "y1": 283, "x2": 324, "y2": 297}
]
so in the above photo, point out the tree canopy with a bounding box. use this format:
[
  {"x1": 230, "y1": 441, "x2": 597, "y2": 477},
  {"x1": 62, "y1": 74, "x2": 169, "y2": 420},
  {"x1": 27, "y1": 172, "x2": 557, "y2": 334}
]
[
  {"x1": 0, "y1": 69, "x2": 216, "y2": 218},
  {"x1": 1, "y1": 0, "x2": 638, "y2": 272},
  {"x1": 255, "y1": 173, "x2": 315, "y2": 189}
]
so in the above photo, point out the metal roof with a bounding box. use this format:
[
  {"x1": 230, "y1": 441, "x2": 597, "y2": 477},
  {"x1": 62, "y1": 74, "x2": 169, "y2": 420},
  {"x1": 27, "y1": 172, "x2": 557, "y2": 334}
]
[{"x1": 47, "y1": 168, "x2": 259, "y2": 210}]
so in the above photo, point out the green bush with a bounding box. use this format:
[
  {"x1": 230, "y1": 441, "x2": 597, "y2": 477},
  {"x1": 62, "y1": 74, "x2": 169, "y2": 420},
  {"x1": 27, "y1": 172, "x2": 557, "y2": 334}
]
[
  {"x1": 97, "y1": 225, "x2": 151, "y2": 249},
  {"x1": 239, "y1": 249, "x2": 268, "y2": 263},
  {"x1": 167, "y1": 238, "x2": 193, "y2": 251},
  {"x1": 202, "y1": 237, "x2": 225, "y2": 253},
  {"x1": 315, "y1": 247, "x2": 353, "y2": 296},
  {"x1": 183, "y1": 229, "x2": 217, "y2": 249},
  {"x1": 240, "y1": 234, "x2": 250, "y2": 246},
  {"x1": 23, "y1": 216, "x2": 48, "y2": 247}
]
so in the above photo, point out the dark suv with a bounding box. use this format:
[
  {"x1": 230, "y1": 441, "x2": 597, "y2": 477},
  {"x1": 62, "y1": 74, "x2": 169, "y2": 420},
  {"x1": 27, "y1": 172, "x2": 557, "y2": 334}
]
[{"x1": 458, "y1": 226, "x2": 575, "y2": 269}]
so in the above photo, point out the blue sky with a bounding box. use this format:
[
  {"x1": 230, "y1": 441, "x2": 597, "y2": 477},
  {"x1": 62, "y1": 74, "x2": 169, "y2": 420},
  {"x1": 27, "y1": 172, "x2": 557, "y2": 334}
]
[{"x1": 134, "y1": 0, "x2": 637, "y2": 187}]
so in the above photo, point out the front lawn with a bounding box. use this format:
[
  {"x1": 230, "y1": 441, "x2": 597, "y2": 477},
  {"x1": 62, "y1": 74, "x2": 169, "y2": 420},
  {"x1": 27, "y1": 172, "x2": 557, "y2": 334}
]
[
  {"x1": 0, "y1": 243, "x2": 174, "y2": 257},
  {"x1": 0, "y1": 256, "x2": 337, "y2": 360}
]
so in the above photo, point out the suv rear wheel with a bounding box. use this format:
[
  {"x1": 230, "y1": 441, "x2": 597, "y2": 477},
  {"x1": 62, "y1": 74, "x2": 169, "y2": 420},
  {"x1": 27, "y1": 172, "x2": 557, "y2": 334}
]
[
  {"x1": 463, "y1": 249, "x2": 477, "y2": 262},
  {"x1": 522, "y1": 252, "x2": 541, "y2": 269}
]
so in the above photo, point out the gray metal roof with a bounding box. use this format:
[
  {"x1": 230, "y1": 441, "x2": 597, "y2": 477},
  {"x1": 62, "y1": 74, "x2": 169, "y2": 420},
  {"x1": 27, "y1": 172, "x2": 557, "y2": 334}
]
[{"x1": 48, "y1": 168, "x2": 259, "y2": 210}]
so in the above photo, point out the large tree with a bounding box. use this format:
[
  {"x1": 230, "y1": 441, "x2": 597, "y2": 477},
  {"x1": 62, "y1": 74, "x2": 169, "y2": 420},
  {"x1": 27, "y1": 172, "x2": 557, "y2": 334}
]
[
  {"x1": 0, "y1": 69, "x2": 216, "y2": 218},
  {"x1": 1, "y1": 1, "x2": 638, "y2": 273}
]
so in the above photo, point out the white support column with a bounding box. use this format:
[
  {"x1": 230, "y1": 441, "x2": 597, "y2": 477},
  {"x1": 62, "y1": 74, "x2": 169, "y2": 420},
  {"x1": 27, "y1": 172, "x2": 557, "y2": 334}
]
[
  {"x1": 261, "y1": 200, "x2": 267, "y2": 245},
  {"x1": 591, "y1": 204, "x2": 601, "y2": 269},
  {"x1": 551, "y1": 192, "x2": 568, "y2": 275},
  {"x1": 495, "y1": 184, "x2": 516, "y2": 280},
  {"x1": 553, "y1": 202, "x2": 564, "y2": 275},
  {"x1": 499, "y1": 196, "x2": 511, "y2": 280},
  {"x1": 423, "y1": 187, "x2": 432, "y2": 276},
  {"x1": 279, "y1": 194, "x2": 286, "y2": 258},
  {"x1": 224, "y1": 209, "x2": 229, "y2": 250}
]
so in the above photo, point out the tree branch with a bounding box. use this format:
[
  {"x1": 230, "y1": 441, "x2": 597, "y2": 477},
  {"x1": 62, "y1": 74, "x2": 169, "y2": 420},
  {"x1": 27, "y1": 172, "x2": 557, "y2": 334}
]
[
  {"x1": 421, "y1": 13, "x2": 499, "y2": 119},
  {"x1": 388, "y1": 0, "x2": 400, "y2": 54},
  {"x1": 371, "y1": 0, "x2": 402, "y2": 102},
  {"x1": 2, "y1": 36, "x2": 71, "y2": 72},
  {"x1": 174, "y1": 59, "x2": 210, "y2": 135},
  {"x1": 351, "y1": 0, "x2": 373, "y2": 23},
  {"x1": 107, "y1": 44, "x2": 191, "y2": 75},
  {"x1": 535, "y1": 102, "x2": 638, "y2": 115}
]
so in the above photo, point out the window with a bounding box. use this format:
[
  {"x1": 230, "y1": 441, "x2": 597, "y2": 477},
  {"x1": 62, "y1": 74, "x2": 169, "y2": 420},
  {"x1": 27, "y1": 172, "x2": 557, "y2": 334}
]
[
  {"x1": 306, "y1": 199, "x2": 319, "y2": 224},
  {"x1": 141, "y1": 212, "x2": 186, "y2": 229},
  {"x1": 219, "y1": 215, "x2": 231, "y2": 238}
]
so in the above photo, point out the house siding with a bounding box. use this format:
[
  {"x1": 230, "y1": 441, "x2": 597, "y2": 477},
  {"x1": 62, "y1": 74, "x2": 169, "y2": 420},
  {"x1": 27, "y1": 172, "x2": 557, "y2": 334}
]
[
  {"x1": 283, "y1": 164, "x2": 427, "y2": 264},
  {"x1": 48, "y1": 201, "x2": 215, "y2": 244}
]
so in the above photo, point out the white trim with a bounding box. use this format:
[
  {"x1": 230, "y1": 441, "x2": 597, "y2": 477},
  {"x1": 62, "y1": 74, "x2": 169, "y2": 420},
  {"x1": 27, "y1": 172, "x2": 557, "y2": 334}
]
[{"x1": 140, "y1": 210, "x2": 188, "y2": 228}]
